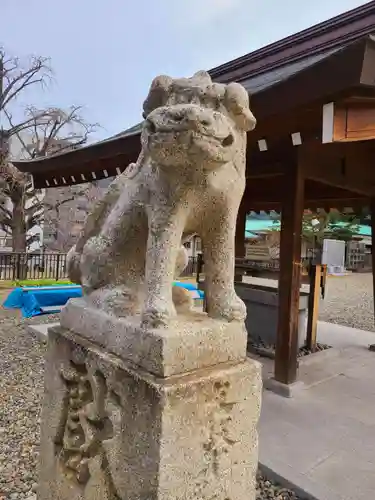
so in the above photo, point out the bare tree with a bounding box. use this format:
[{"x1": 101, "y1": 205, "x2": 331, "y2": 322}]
[
  {"x1": 0, "y1": 161, "x2": 43, "y2": 252},
  {"x1": 8, "y1": 105, "x2": 98, "y2": 159},
  {"x1": 0, "y1": 48, "x2": 99, "y2": 254}
]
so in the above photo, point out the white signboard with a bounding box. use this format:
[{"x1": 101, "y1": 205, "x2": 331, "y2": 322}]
[
  {"x1": 322, "y1": 239, "x2": 345, "y2": 268},
  {"x1": 245, "y1": 244, "x2": 279, "y2": 261}
]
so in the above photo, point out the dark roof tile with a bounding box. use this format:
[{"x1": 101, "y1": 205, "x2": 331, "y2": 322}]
[{"x1": 239, "y1": 45, "x2": 345, "y2": 94}]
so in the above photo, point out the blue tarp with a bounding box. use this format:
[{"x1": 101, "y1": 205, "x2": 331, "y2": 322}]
[
  {"x1": 174, "y1": 281, "x2": 204, "y2": 299},
  {"x1": 3, "y1": 286, "x2": 82, "y2": 318},
  {"x1": 3, "y1": 281, "x2": 204, "y2": 318}
]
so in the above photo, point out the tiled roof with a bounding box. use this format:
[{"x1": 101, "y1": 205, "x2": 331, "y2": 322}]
[
  {"x1": 210, "y1": 1, "x2": 375, "y2": 80},
  {"x1": 100, "y1": 46, "x2": 347, "y2": 143},
  {"x1": 239, "y1": 46, "x2": 344, "y2": 94},
  {"x1": 246, "y1": 218, "x2": 372, "y2": 237},
  {"x1": 104, "y1": 122, "x2": 143, "y2": 141},
  {"x1": 245, "y1": 219, "x2": 280, "y2": 236},
  {"x1": 12, "y1": 121, "x2": 144, "y2": 165}
]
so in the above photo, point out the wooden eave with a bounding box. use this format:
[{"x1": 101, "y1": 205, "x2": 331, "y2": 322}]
[
  {"x1": 16, "y1": 39, "x2": 373, "y2": 189},
  {"x1": 18, "y1": 127, "x2": 141, "y2": 174},
  {"x1": 209, "y1": 0, "x2": 375, "y2": 82},
  {"x1": 12, "y1": 12, "x2": 375, "y2": 198},
  {"x1": 249, "y1": 38, "x2": 370, "y2": 121},
  {"x1": 243, "y1": 177, "x2": 369, "y2": 212}
]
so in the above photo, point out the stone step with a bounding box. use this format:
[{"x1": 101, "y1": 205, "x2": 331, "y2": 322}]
[{"x1": 27, "y1": 323, "x2": 59, "y2": 343}]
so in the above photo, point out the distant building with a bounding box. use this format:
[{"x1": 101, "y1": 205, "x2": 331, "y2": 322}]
[
  {"x1": 43, "y1": 182, "x2": 103, "y2": 252},
  {"x1": 183, "y1": 235, "x2": 201, "y2": 259}
]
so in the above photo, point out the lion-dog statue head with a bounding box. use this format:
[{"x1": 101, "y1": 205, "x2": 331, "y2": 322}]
[{"x1": 141, "y1": 70, "x2": 256, "y2": 171}]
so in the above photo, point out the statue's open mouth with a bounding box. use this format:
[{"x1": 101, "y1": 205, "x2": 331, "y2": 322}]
[
  {"x1": 221, "y1": 134, "x2": 234, "y2": 147},
  {"x1": 146, "y1": 122, "x2": 234, "y2": 148}
]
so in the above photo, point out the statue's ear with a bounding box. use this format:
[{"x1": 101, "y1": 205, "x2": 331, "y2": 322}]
[
  {"x1": 224, "y1": 83, "x2": 256, "y2": 132},
  {"x1": 234, "y1": 107, "x2": 257, "y2": 132},
  {"x1": 143, "y1": 75, "x2": 173, "y2": 118}
]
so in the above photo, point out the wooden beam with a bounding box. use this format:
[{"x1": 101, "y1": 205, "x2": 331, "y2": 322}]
[
  {"x1": 246, "y1": 185, "x2": 365, "y2": 204},
  {"x1": 322, "y1": 100, "x2": 375, "y2": 143},
  {"x1": 370, "y1": 199, "x2": 375, "y2": 352},
  {"x1": 244, "y1": 174, "x2": 369, "y2": 209},
  {"x1": 306, "y1": 264, "x2": 322, "y2": 352},
  {"x1": 246, "y1": 164, "x2": 285, "y2": 179},
  {"x1": 246, "y1": 105, "x2": 323, "y2": 152},
  {"x1": 247, "y1": 142, "x2": 296, "y2": 173},
  {"x1": 274, "y1": 161, "x2": 304, "y2": 385},
  {"x1": 371, "y1": 199, "x2": 375, "y2": 330},
  {"x1": 300, "y1": 142, "x2": 375, "y2": 197},
  {"x1": 245, "y1": 197, "x2": 368, "y2": 212}
]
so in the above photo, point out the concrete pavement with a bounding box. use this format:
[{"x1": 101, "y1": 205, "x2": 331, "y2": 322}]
[{"x1": 258, "y1": 323, "x2": 375, "y2": 500}]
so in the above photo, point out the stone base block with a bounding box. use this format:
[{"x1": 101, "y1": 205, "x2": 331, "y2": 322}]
[
  {"x1": 60, "y1": 298, "x2": 247, "y2": 377},
  {"x1": 264, "y1": 378, "x2": 305, "y2": 398},
  {"x1": 39, "y1": 327, "x2": 262, "y2": 500},
  {"x1": 28, "y1": 323, "x2": 58, "y2": 344}
]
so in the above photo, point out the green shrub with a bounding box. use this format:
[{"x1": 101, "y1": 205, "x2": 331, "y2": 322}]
[{"x1": 12, "y1": 279, "x2": 74, "y2": 287}]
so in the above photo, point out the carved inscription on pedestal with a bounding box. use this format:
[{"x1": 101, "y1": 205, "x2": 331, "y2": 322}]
[{"x1": 55, "y1": 348, "x2": 120, "y2": 499}]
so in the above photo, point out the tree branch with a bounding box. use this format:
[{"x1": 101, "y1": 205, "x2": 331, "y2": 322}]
[
  {"x1": 0, "y1": 47, "x2": 99, "y2": 252},
  {"x1": 0, "y1": 202, "x2": 12, "y2": 221},
  {"x1": 0, "y1": 54, "x2": 52, "y2": 111},
  {"x1": 44, "y1": 196, "x2": 75, "y2": 212}
]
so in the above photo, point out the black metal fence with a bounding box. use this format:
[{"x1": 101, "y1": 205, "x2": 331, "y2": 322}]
[
  {"x1": 0, "y1": 252, "x2": 68, "y2": 281},
  {"x1": 180, "y1": 256, "x2": 200, "y2": 277},
  {"x1": 0, "y1": 250, "x2": 321, "y2": 283},
  {"x1": 0, "y1": 252, "x2": 201, "y2": 282}
]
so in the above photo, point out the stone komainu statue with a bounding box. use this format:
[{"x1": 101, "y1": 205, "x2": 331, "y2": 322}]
[{"x1": 67, "y1": 71, "x2": 256, "y2": 327}]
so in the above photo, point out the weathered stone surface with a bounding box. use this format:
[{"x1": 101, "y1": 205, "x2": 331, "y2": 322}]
[
  {"x1": 39, "y1": 328, "x2": 262, "y2": 500},
  {"x1": 38, "y1": 71, "x2": 261, "y2": 500},
  {"x1": 60, "y1": 298, "x2": 247, "y2": 376},
  {"x1": 66, "y1": 70, "x2": 256, "y2": 328}
]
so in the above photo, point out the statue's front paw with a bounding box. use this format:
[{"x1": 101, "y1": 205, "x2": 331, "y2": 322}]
[
  {"x1": 209, "y1": 294, "x2": 246, "y2": 322},
  {"x1": 172, "y1": 285, "x2": 193, "y2": 312},
  {"x1": 141, "y1": 303, "x2": 175, "y2": 328}
]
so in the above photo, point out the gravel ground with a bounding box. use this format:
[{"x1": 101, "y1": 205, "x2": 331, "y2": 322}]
[
  {"x1": 0, "y1": 307, "x2": 57, "y2": 500},
  {"x1": 319, "y1": 273, "x2": 375, "y2": 332},
  {"x1": 1, "y1": 274, "x2": 374, "y2": 499},
  {"x1": 0, "y1": 302, "x2": 303, "y2": 500}
]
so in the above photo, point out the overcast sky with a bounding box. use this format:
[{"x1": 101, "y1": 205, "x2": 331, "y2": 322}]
[{"x1": 1, "y1": 0, "x2": 370, "y2": 139}]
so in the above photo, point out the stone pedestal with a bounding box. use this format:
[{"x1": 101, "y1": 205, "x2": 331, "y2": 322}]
[{"x1": 39, "y1": 300, "x2": 262, "y2": 500}]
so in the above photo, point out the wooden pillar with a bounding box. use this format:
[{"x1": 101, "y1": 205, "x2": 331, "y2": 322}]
[
  {"x1": 371, "y1": 200, "x2": 375, "y2": 332},
  {"x1": 235, "y1": 199, "x2": 247, "y2": 282},
  {"x1": 306, "y1": 264, "x2": 322, "y2": 352},
  {"x1": 274, "y1": 162, "x2": 304, "y2": 385}
]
